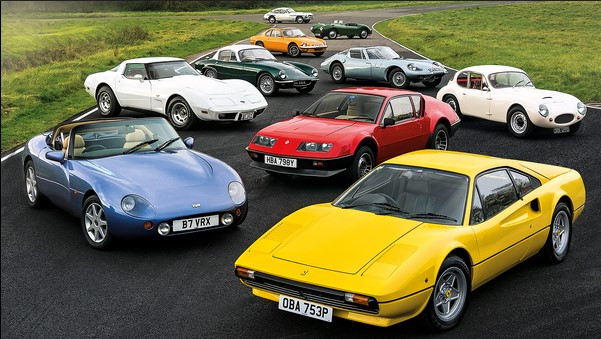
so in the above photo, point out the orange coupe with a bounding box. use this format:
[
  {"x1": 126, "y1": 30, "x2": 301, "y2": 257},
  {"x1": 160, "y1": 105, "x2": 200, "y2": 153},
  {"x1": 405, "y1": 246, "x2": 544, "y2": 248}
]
[{"x1": 250, "y1": 27, "x2": 327, "y2": 57}]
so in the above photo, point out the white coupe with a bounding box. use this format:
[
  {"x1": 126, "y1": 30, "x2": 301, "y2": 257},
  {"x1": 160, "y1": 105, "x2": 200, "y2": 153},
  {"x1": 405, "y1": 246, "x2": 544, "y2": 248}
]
[
  {"x1": 436, "y1": 65, "x2": 587, "y2": 137},
  {"x1": 84, "y1": 57, "x2": 268, "y2": 130},
  {"x1": 263, "y1": 7, "x2": 314, "y2": 24}
]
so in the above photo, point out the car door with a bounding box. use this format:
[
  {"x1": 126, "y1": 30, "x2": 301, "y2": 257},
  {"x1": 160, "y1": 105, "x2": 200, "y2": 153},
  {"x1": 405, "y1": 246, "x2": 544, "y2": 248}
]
[
  {"x1": 375, "y1": 95, "x2": 427, "y2": 161},
  {"x1": 114, "y1": 63, "x2": 152, "y2": 110},
  {"x1": 459, "y1": 71, "x2": 491, "y2": 118},
  {"x1": 213, "y1": 50, "x2": 241, "y2": 79},
  {"x1": 36, "y1": 134, "x2": 72, "y2": 211},
  {"x1": 469, "y1": 168, "x2": 544, "y2": 286},
  {"x1": 275, "y1": 9, "x2": 286, "y2": 21},
  {"x1": 269, "y1": 29, "x2": 287, "y2": 52},
  {"x1": 344, "y1": 49, "x2": 371, "y2": 79}
]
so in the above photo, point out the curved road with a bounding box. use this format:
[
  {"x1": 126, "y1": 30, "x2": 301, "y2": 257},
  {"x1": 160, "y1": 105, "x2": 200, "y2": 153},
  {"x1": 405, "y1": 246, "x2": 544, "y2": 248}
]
[{"x1": 2, "y1": 2, "x2": 600, "y2": 337}]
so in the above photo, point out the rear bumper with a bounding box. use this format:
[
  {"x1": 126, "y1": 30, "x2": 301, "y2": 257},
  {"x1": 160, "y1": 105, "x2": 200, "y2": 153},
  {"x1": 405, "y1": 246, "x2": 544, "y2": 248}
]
[{"x1": 246, "y1": 149, "x2": 353, "y2": 177}]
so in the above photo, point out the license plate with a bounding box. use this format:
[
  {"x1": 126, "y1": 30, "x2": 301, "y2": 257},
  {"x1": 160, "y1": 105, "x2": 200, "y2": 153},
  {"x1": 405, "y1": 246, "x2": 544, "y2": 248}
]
[
  {"x1": 265, "y1": 155, "x2": 297, "y2": 168},
  {"x1": 294, "y1": 81, "x2": 309, "y2": 86},
  {"x1": 553, "y1": 126, "x2": 570, "y2": 134},
  {"x1": 172, "y1": 215, "x2": 218, "y2": 232},
  {"x1": 278, "y1": 295, "x2": 332, "y2": 322},
  {"x1": 240, "y1": 112, "x2": 254, "y2": 120}
]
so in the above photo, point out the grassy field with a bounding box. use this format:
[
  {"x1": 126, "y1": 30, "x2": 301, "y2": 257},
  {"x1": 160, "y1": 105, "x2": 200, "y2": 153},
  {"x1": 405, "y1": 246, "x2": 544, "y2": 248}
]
[
  {"x1": 375, "y1": 1, "x2": 601, "y2": 102},
  {"x1": 1, "y1": 18, "x2": 267, "y2": 151}
]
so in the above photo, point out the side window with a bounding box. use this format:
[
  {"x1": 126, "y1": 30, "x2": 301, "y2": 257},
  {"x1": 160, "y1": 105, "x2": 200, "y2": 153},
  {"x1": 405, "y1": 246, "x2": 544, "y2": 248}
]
[
  {"x1": 509, "y1": 170, "x2": 541, "y2": 197},
  {"x1": 123, "y1": 63, "x2": 148, "y2": 79},
  {"x1": 272, "y1": 30, "x2": 282, "y2": 38},
  {"x1": 264, "y1": 30, "x2": 272, "y2": 37},
  {"x1": 218, "y1": 50, "x2": 232, "y2": 61},
  {"x1": 469, "y1": 72, "x2": 484, "y2": 90},
  {"x1": 457, "y1": 72, "x2": 468, "y2": 88},
  {"x1": 349, "y1": 49, "x2": 363, "y2": 59},
  {"x1": 410, "y1": 95, "x2": 422, "y2": 117},
  {"x1": 476, "y1": 169, "x2": 519, "y2": 220},
  {"x1": 229, "y1": 51, "x2": 238, "y2": 62},
  {"x1": 388, "y1": 96, "x2": 415, "y2": 123},
  {"x1": 470, "y1": 186, "x2": 485, "y2": 225},
  {"x1": 382, "y1": 103, "x2": 393, "y2": 120}
]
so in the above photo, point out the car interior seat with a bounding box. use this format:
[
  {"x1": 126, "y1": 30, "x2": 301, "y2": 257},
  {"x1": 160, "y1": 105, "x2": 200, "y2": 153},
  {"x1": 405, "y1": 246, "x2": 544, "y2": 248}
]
[
  {"x1": 398, "y1": 180, "x2": 436, "y2": 214},
  {"x1": 123, "y1": 129, "x2": 149, "y2": 149},
  {"x1": 62, "y1": 135, "x2": 86, "y2": 156}
]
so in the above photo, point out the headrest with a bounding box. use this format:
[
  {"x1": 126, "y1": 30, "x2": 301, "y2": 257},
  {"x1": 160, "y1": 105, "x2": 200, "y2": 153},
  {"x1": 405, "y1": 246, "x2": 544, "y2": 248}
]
[
  {"x1": 73, "y1": 135, "x2": 85, "y2": 148},
  {"x1": 405, "y1": 180, "x2": 429, "y2": 195},
  {"x1": 125, "y1": 129, "x2": 146, "y2": 142}
]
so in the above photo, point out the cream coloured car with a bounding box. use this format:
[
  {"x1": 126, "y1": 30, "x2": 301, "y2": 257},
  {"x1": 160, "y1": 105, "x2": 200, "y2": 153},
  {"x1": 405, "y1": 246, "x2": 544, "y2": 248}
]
[{"x1": 436, "y1": 65, "x2": 587, "y2": 137}]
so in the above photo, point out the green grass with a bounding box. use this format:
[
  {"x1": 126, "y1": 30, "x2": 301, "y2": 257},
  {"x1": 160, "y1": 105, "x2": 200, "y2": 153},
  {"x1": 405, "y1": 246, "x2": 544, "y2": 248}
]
[
  {"x1": 375, "y1": 1, "x2": 601, "y2": 102},
  {"x1": 1, "y1": 18, "x2": 267, "y2": 151}
]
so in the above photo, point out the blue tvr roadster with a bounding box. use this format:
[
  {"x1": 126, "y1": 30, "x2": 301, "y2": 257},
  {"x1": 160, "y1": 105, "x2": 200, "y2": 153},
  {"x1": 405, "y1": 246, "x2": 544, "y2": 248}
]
[{"x1": 22, "y1": 117, "x2": 248, "y2": 249}]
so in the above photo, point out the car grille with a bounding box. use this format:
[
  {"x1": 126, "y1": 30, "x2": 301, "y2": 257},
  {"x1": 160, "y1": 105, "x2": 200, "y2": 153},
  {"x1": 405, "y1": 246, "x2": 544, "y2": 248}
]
[
  {"x1": 241, "y1": 271, "x2": 379, "y2": 314},
  {"x1": 555, "y1": 114, "x2": 574, "y2": 124}
]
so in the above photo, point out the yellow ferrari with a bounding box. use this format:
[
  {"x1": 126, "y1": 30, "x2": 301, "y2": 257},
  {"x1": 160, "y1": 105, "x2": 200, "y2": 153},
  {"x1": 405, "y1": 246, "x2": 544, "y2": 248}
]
[
  {"x1": 249, "y1": 27, "x2": 327, "y2": 57},
  {"x1": 234, "y1": 150, "x2": 585, "y2": 330}
]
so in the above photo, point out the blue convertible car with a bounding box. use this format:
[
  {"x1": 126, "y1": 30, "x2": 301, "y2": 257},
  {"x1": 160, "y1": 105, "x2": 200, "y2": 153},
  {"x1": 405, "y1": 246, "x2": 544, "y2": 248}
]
[{"x1": 22, "y1": 117, "x2": 248, "y2": 249}]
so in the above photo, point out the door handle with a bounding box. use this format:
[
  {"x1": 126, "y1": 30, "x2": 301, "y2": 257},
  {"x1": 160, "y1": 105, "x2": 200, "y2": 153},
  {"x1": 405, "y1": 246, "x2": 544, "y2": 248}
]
[
  {"x1": 486, "y1": 97, "x2": 492, "y2": 100},
  {"x1": 462, "y1": 93, "x2": 466, "y2": 95}
]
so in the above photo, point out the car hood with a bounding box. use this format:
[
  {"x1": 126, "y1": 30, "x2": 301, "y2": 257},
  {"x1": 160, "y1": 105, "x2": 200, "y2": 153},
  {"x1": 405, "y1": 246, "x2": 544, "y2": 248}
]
[
  {"x1": 266, "y1": 116, "x2": 369, "y2": 138},
  {"x1": 494, "y1": 87, "x2": 580, "y2": 103},
  {"x1": 272, "y1": 205, "x2": 423, "y2": 274},
  {"x1": 253, "y1": 60, "x2": 311, "y2": 75},
  {"x1": 157, "y1": 75, "x2": 249, "y2": 95},
  {"x1": 294, "y1": 37, "x2": 326, "y2": 45}
]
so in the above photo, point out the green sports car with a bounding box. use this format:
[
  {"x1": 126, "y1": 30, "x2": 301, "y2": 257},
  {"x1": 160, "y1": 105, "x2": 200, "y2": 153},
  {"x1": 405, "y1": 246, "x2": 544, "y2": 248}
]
[
  {"x1": 310, "y1": 20, "x2": 372, "y2": 39},
  {"x1": 195, "y1": 45, "x2": 319, "y2": 96}
]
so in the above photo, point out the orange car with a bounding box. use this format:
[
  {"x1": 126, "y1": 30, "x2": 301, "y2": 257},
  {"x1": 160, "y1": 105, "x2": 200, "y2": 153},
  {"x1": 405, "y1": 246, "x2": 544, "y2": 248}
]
[{"x1": 250, "y1": 27, "x2": 327, "y2": 57}]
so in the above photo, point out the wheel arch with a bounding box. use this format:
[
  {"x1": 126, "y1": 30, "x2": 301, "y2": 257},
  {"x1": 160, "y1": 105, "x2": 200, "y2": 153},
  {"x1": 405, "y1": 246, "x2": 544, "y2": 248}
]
[
  {"x1": 385, "y1": 66, "x2": 403, "y2": 82},
  {"x1": 354, "y1": 137, "x2": 378, "y2": 160},
  {"x1": 557, "y1": 195, "x2": 574, "y2": 222},
  {"x1": 329, "y1": 61, "x2": 344, "y2": 73},
  {"x1": 95, "y1": 82, "x2": 112, "y2": 98},
  {"x1": 24, "y1": 155, "x2": 33, "y2": 168},
  {"x1": 506, "y1": 103, "x2": 526, "y2": 122}
]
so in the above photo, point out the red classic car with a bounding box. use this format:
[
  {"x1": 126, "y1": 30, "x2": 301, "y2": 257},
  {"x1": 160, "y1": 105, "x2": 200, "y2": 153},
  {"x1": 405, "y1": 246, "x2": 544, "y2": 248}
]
[{"x1": 246, "y1": 87, "x2": 460, "y2": 180}]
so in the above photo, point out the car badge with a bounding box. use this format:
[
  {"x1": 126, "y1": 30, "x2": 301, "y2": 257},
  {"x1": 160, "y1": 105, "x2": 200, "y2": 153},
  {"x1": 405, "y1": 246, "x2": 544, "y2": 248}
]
[
  {"x1": 192, "y1": 203, "x2": 201, "y2": 208},
  {"x1": 285, "y1": 140, "x2": 290, "y2": 144},
  {"x1": 301, "y1": 270, "x2": 308, "y2": 276},
  {"x1": 240, "y1": 100, "x2": 245, "y2": 103}
]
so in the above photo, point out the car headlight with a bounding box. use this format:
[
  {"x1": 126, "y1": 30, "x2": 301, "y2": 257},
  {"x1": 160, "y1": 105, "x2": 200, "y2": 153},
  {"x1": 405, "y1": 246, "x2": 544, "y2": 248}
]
[
  {"x1": 228, "y1": 181, "x2": 246, "y2": 205},
  {"x1": 312, "y1": 69, "x2": 318, "y2": 77},
  {"x1": 577, "y1": 102, "x2": 587, "y2": 115},
  {"x1": 407, "y1": 63, "x2": 422, "y2": 71},
  {"x1": 297, "y1": 142, "x2": 333, "y2": 152},
  {"x1": 301, "y1": 42, "x2": 307, "y2": 47},
  {"x1": 252, "y1": 135, "x2": 277, "y2": 147},
  {"x1": 121, "y1": 194, "x2": 155, "y2": 218},
  {"x1": 538, "y1": 104, "x2": 549, "y2": 117},
  {"x1": 279, "y1": 70, "x2": 286, "y2": 79}
]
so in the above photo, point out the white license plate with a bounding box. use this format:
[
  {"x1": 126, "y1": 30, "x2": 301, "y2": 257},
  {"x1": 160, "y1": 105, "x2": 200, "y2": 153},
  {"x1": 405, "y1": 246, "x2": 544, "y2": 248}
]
[
  {"x1": 240, "y1": 112, "x2": 254, "y2": 120},
  {"x1": 265, "y1": 155, "x2": 297, "y2": 168},
  {"x1": 278, "y1": 295, "x2": 333, "y2": 322},
  {"x1": 172, "y1": 215, "x2": 218, "y2": 232},
  {"x1": 553, "y1": 126, "x2": 570, "y2": 134}
]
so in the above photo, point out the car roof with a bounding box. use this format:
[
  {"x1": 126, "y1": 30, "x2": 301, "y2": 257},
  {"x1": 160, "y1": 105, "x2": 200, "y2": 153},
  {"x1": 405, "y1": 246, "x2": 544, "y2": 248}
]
[
  {"x1": 332, "y1": 87, "x2": 420, "y2": 98},
  {"x1": 384, "y1": 150, "x2": 518, "y2": 177},
  {"x1": 459, "y1": 65, "x2": 525, "y2": 75},
  {"x1": 124, "y1": 57, "x2": 183, "y2": 64},
  {"x1": 218, "y1": 44, "x2": 263, "y2": 53}
]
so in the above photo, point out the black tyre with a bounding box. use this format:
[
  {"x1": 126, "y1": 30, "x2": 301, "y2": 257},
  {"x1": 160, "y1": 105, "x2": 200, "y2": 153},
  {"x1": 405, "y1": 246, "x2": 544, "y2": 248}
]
[
  {"x1": 81, "y1": 195, "x2": 113, "y2": 250},
  {"x1": 443, "y1": 95, "x2": 462, "y2": 118},
  {"x1": 96, "y1": 86, "x2": 121, "y2": 117},
  {"x1": 422, "y1": 255, "x2": 470, "y2": 331},
  {"x1": 347, "y1": 35, "x2": 355, "y2": 39},
  {"x1": 423, "y1": 77, "x2": 442, "y2": 88},
  {"x1": 296, "y1": 16, "x2": 304, "y2": 24},
  {"x1": 167, "y1": 96, "x2": 196, "y2": 130},
  {"x1": 568, "y1": 121, "x2": 581, "y2": 135},
  {"x1": 296, "y1": 83, "x2": 315, "y2": 94},
  {"x1": 255, "y1": 41, "x2": 264, "y2": 47},
  {"x1": 303, "y1": 19, "x2": 310, "y2": 23},
  {"x1": 388, "y1": 69, "x2": 409, "y2": 89},
  {"x1": 257, "y1": 73, "x2": 278, "y2": 96},
  {"x1": 24, "y1": 160, "x2": 43, "y2": 208},
  {"x1": 268, "y1": 16, "x2": 276, "y2": 24},
  {"x1": 429, "y1": 124, "x2": 449, "y2": 150},
  {"x1": 543, "y1": 202, "x2": 572, "y2": 263},
  {"x1": 288, "y1": 43, "x2": 301, "y2": 57},
  {"x1": 328, "y1": 29, "x2": 338, "y2": 39},
  {"x1": 330, "y1": 63, "x2": 346, "y2": 83},
  {"x1": 359, "y1": 29, "x2": 369, "y2": 39},
  {"x1": 313, "y1": 52, "x2": 324, "y2": 57},
  {"x1": 203, "y1": 68, "x2": 218, "y2": 79},
  {"x1": 347, "y1": 146, "x2": 374, "y2": 181},
  {"x1": 507, "y1": 106, "x2": 534, "y2": 138}
]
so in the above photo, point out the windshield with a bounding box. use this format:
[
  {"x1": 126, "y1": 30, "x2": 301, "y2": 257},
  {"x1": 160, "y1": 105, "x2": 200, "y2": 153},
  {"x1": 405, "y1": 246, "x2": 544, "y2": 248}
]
[
  {"x1": 302, "y1": 92, "x2": 384, "y2": 123},
  {"x1": 334, "y1": 165, "x2": 469, "y2": 225},
  {"x1": 488, "y1": 71, "x2": 534, "y2": 88},
  {"x1": 365, "y1": 46, "x2": 400, "y2": 60},
  {"x1": 239, "y1": 48, "x2": 276, "y2": 61},
  {"x1": 71, "y1": 118, "x2": 185, "y2": 159},
  {"x1": 282, "y1": 29, "x2": 306, "y2": 37},
  {"x1": 147, "y1": 61, "x2": 197, "y2": 79}
]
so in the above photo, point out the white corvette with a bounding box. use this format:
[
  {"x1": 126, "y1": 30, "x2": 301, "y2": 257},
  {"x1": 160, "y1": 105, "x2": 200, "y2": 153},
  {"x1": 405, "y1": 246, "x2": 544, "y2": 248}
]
[
  {"x1": 84, "y1": 57, "x2": 268, "y2": 130},
  {"x1": 437, "y1": 65, "x2": 587, "y2": 137},
  {"x1": 263, "y1": 7, "x2": 314, "y2": 24}
]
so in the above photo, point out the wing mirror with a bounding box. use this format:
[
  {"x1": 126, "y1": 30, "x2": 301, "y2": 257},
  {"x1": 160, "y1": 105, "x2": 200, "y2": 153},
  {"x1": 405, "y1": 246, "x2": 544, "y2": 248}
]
[
  {"x1": 293, "y1": 109, "x2": 301, "y2": 116},
  {"x1": 183, "y1": 137, "x2": 194, "y2": 149},
  {"x1": 482, "y1": 85, "x2": 490, "y2": 92},
  {"x1": 46, "y1": 151, "x2": 66, "y2": 164},
  {"x1": 133, "y1": 74, "x2": 144, "y2": 82},
  {"x1": 382, "y1": 118, "x2": 395, "y2": 128}
]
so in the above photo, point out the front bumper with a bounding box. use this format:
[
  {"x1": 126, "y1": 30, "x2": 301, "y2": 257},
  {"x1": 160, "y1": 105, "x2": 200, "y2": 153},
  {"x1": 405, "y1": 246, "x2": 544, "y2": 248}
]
[
  {"x1": 406, "y1": 69, "x2": 447, "y2": 81},
  {"x1": 528, "y1": 110, "x2": 585, "y2": 129},
  {"x1": 274, "y1": 79, "x2": 318, "y2": 89},
  {"x1": 246, "y1": 149, "x2": 353, "y2": 177},
  {"x1": 192, "y1": 104, "x2": 267, "y2": 122},
  {"x1": 299, "y1": 47, "x2": 327, "y2": 53}
]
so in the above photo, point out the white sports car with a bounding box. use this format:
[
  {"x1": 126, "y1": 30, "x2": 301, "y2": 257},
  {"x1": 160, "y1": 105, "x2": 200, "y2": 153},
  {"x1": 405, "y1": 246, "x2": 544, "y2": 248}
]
[
  {"x1": 84, "y1": 57, "x2": 268, "y2": 130},
  {"x1": 263, "y1": 7, "x2": 313, "y2": 24},
  {"x1": 436, "y1": 65, "x2": 587, "y2": 137}
]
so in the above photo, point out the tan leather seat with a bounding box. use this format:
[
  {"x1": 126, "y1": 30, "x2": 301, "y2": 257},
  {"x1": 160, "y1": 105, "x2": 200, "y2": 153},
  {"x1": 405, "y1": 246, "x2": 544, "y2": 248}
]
[
  {"x1": 62, "y1": 135, "x2": 85, "y2": 156},
  {"x1": 346, "y1": 101, "x2": 361, "y2": 116},
  {"x1": 123, "y1": 129, "x2": 149, "y2": 149}
]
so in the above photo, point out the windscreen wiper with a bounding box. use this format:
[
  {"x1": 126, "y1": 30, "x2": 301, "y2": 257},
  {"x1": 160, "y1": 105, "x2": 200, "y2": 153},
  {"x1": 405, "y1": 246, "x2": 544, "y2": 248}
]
[
  {"x1": 405, "y1": 212, "x2": 457, "y2": 222},
  {"x1": 155, "y1": 137, "x2": 180, "y2": 152},
  {"x1": 123, "y1": 139, "x2": 159, "y2": 154}
]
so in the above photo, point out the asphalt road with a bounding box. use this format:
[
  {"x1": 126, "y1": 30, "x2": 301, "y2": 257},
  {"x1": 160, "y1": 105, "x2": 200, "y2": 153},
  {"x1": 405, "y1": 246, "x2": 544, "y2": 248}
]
[{"x1": 2, "y1": 2, "x2": 600, "y2": 338}]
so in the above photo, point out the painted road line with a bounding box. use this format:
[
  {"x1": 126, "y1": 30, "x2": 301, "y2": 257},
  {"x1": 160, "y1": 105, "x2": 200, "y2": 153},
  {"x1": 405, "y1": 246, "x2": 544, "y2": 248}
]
[
  {"x1": 73, "y1": 107, "x2": 98, "y2": 121},
  {"x1": 1, "y1": 147, "x2": 25, "y2": 163}
]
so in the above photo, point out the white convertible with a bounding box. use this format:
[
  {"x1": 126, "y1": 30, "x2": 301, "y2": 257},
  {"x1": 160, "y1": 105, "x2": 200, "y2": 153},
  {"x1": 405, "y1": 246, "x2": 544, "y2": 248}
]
[
  {"x1": 263, "y1": 8, "x2": 314, "y2": 24},
  {"x1": 84, "y1": 57, "x2": 268, "y2": 130},
  {"x1": 437, "y1": 65, "x2": 587, "y2": 137}
]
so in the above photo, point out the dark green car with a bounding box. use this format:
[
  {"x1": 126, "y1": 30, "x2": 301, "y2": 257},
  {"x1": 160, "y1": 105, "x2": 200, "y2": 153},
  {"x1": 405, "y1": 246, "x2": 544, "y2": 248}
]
[
  {"x1": 195, "y1": 45, "x2": 318, "y2": 96},
  {"x1": 310, "y1": 20, "x2": 372, "y2": 39}
]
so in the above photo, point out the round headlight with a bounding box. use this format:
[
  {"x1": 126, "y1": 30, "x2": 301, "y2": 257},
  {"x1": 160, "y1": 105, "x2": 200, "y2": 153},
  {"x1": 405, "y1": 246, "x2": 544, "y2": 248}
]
[
  {"x1": 312, "y1": 69, "x2": 318, "y2": 77},
  {"x1": 121, "y1": 196, "x2": 136, "y2": 212},
  {"x1": 577, "y1": 102, "x2": 587, "y2": 115},
  {"x1": 538, "y1": 104, "x2": 549, "y2": 117},
  {"x1": 279, "y1": 70, "x2": 286, "y2": 79},
  {"x1": 228, "y1": 181, "x2": 246, "y2": 205},
  {"x1": 157, "y1": 222, "x2": 170, "y2": 236},
  {"x1": 221, "y1": 213, "x2": 234, "y2": 226}
]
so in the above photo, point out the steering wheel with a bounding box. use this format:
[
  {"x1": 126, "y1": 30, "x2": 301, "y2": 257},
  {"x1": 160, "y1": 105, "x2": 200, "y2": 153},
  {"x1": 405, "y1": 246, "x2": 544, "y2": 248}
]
[
  {"x1": 83, "y1": 144, "x2": 106, "y2": 153},
  {"x1": 374, "y1": 193, "x2": 400, "y2": 207}
]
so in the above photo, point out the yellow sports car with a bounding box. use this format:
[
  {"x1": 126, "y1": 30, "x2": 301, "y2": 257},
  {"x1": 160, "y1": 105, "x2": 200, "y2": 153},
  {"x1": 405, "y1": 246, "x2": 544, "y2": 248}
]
[
  {"x1": 250, "y1": 27, "x2": 327, "y2": 57},
  {"x1": 234, "y1": 150, "x2": 585, "y2": 330}
]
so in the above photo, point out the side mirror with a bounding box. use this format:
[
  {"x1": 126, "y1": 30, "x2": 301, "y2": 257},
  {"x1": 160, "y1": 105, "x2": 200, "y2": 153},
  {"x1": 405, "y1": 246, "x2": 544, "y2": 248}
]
[
  {"x1": 183, "y1": 137, "x2": 194, "y2": 149},
  {"x1": 133, "y1": 74, "x2": 144, "y2": 82},
  {"x1": 482, "y1": 85, "x2": 490, "y2": 92},
  {"x1": 46, "y1": 151, "x2": 66, "y2": 164},
  {"x1": 293, "y1": 109, "x2": 301, "y2": 116},
  {"x1": 382, "y1": 118, "x2": 395, "y2": 128}
]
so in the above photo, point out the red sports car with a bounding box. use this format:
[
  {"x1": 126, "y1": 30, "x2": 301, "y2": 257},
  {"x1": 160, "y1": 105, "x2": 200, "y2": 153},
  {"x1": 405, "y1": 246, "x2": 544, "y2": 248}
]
[{"x1": 246, "y1": 87, "x2": 460, "y2": 180}]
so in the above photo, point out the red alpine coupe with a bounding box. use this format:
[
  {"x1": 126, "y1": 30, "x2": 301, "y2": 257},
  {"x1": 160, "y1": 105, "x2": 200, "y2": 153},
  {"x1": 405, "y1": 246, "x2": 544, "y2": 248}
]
[{"x1": 246, "y1": 87, "x2": 460, "y2": 180}]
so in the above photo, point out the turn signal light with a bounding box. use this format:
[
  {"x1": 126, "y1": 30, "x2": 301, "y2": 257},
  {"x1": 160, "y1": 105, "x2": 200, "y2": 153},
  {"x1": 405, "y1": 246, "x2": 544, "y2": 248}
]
[
  {"x1": 249, "y1": 152, "x2": 259, "y2": 159},
  {"x1": 344, "y1": 293, "x2": 371, "y2": 307},
  {"x1": 143, "y1": 221, "x2": 153, "y2": 230},
  {"x1": 235, "y1": 267, "x2": 255, "y2": 280},
  {"x1": 235, "y1": 208, "x2": 242, "y2": 216}
]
